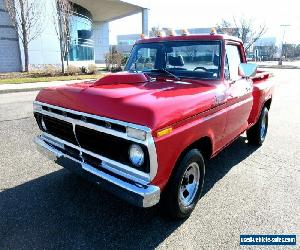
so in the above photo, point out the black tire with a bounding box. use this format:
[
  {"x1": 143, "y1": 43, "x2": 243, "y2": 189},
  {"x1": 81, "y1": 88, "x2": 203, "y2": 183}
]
[
  {"x1": 247, "y1": 106, "x2": 269, "y2": 146},
  {"x1": 160, "y1": 149, "x2": 205, "y2": 220}
]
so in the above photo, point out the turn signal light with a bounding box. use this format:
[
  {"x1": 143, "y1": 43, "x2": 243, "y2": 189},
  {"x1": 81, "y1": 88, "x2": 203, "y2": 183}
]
[{"x1": 156, "y1": 127, "x2": 173, "y2": 137}]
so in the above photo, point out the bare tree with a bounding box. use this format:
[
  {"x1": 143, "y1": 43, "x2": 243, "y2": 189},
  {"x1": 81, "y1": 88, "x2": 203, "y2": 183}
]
[
  {"x1": 5, "y1": 0, "x2": 43, "y2": 72},
  {"x1": 217, "y1": 19, "x2": 239, "y2": 37},
  {"x1": 105, "y1": 46, "x2": 124, "y2": 72},
  {"x1": 217, "y1": 17, "x2": 267, "y2": 51},
  {"x1": 52, "y1": 0, "x2": 73, "y2": 74},
  {"x1": 265, "y1": 45, "x2": 278, "y2": 60},
  {"x1": 150, "y1": 26, "x2": 161, "y2": 36}
]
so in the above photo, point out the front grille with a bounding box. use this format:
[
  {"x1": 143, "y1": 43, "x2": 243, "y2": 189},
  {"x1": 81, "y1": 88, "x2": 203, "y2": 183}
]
[
  {"x1": 76, "y1": 126, "x2": 150, "y2": 173},
  {"x1": 82, "y1": 153, "x2": 101, "y2": 168},
  {"x1": 85, "y1": 116, "x2": 126, "y2": 133},
  {"x1": 42, "y1": 116, "x2": 78, "y2": 145},
  {"x1": 44, "y1": 140, "x2": 82, "y2": 161},
  {"x1": 34, "y1": 111, "x2": 150, "y2": 173},
  {"x1": 41, "y1": 106, "x2": 126, "y2": 133},
  {"x1": 64, "y1": 146, "x2": 81, "y2": 161}
]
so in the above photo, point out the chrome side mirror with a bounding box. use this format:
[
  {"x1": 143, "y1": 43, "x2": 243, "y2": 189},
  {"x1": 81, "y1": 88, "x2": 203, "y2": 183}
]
[{"x1": 239, "y1": 63, "x2": 257, "y2": 78}]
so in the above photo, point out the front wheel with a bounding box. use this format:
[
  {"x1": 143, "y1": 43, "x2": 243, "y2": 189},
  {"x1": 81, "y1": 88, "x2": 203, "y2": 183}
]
[
  {"x1": 160, "y1": 149, "x2": 205, "y2": 220},
  {"x1": 247, "y1": 106, "x2": 269, "y2": 146}
]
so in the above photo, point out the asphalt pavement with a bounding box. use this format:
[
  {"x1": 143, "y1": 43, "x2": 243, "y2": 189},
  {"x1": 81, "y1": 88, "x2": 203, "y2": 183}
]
[{"x1": 0, "y1": 69, "x2": 299, "y2": 249}]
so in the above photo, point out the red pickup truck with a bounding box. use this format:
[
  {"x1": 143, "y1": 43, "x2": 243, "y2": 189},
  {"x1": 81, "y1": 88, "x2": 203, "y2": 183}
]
[{"x1": 34, "y1": 32, "x2": 274, "y2": 219}]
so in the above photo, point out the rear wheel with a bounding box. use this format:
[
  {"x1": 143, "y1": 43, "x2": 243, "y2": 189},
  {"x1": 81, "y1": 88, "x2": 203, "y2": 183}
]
[
  {"x1": 160, "y1": 149, "x2": 205, "y2": 220},
  {"x1": 247, "y1": 106, "x2": 269, "y2": 146}
]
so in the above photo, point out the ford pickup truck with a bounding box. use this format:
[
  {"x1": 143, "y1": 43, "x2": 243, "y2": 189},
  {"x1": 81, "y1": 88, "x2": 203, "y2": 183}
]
[{"x1": 34, "y1": 31, "x2": 274, "y2": 219}]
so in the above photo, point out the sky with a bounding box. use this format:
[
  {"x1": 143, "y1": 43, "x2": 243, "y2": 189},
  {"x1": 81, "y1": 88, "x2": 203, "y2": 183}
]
[{"x1": 109, "y1": 0, "x2": 300, "y2": 45}]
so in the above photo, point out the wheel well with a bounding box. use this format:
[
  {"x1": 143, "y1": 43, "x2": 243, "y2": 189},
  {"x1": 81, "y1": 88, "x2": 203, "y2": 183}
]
[
  {"x1": 264, "y1": 98, "x2": 272, "y2": 110},
  {"x1": 176, "y1": 136, "x2": 213, "y2": 164},
  {"x1": 165, "y1": 136, "x2": 212, "y2": 189}
]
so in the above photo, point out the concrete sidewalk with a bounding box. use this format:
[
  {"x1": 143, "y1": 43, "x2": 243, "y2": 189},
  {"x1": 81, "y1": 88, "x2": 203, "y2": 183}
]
[
  {"x1": 256, "y1": 60, "x2": 300, "y2": 69},
  {"x1": 0, "y1": 79, "x2": 96, "y2": 94}
]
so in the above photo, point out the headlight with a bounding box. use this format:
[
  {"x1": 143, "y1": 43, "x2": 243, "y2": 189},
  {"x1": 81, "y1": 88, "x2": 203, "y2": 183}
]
[
  {"x1": 127, "y1": 127, "x2": 146, "y2": 141},
  {"x1": 129, "y1": 144, "x2": 144, "y2": 167}
]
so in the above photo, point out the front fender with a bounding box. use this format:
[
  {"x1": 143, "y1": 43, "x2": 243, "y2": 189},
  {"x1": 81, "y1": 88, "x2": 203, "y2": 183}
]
[{"x1": 150, "y1": 107, "x2": 227, "y2": 189}]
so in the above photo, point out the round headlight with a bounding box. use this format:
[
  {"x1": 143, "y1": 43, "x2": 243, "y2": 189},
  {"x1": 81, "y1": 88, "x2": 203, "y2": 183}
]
[{"x1": 129, "y1": 144, "x2": 144, "y2": 167}]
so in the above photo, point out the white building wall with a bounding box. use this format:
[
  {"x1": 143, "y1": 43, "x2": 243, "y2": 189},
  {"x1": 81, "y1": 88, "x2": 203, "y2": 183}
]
[
  {"x1": 93, "y1": 21, "x2": 109, "y2": 63},
  {"x1": 0, "y1": 0, "x2": 148, "y2": 71},
  {"x1": 0, "y1": 0, "x2": 22, "y2": 72},
  {"x1": 20, "y1": 0, "x2": 61, "y2": 69},
  {"x1": 142, "y1": 8, "x2": 149, "y2": 36}
]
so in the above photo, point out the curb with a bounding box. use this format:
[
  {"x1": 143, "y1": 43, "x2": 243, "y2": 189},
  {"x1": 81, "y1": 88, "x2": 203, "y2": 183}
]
[
  {"x1": 0, "y1": 86, "x2": 45, "y2": 94},
  {"x1": 258, "y1": 65, "x2": 300, "y2": 69},
  {"x1": 0, "y1": 78, "x2": 97, "y2": 95}
]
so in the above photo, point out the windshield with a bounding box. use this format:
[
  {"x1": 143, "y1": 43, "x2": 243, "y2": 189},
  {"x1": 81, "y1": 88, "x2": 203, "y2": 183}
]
[{"x1": 124, "y1": 41, "x2": 221, "y2": 80}]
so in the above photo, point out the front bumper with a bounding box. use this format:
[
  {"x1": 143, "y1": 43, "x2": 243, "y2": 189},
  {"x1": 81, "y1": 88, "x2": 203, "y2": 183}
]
[{"x1": 35, "y1": 135, "x2": 160, "y2": 208}]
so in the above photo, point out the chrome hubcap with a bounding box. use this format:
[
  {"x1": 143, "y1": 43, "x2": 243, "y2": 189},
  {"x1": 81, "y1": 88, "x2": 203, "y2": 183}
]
[
  {"x1": 260, "y1": 113, "x2": 267, "y2": 140},
  {"x1": 179, "y1": 162, "x2": 200, "y2": 207}
]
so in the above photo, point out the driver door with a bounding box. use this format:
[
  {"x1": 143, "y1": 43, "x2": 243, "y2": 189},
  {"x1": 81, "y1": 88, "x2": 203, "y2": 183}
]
[{"x1": 223, "y1": 44, "x2": 253, "y2": 144}]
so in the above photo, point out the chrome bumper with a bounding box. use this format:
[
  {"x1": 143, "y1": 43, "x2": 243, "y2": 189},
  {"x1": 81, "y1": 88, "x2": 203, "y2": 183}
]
[{"x1": 35, "y1": 136, "x2": 160, "y2": 208}]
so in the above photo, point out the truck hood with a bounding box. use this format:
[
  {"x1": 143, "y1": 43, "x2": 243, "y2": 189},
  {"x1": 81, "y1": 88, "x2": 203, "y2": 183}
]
[{"x1": 36, "y1": 72, "x2": 219, "y2": 131}]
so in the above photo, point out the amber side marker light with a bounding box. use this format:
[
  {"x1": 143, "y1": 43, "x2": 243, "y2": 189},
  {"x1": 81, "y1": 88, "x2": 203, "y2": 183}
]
[
  {"x1": 167, "y1": 29, "x2": 177, "y2": 36},
  {"x1": 181, "y1": 29, "x2": 189, "y2": 36},
  {"x1": 210, "y1": 27, "x2": 217, "y2": 35},
  {"x1": 155, "y1": 30, "x2": 166, "y2": 37},
  {"x1": 156, "y1": 127, "x2": 173, "y2": 137}
]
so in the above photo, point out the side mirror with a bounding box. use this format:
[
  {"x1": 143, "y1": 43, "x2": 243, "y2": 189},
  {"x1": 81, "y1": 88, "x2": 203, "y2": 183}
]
[{"x1": 238, "y1": 63, "x2": 257, "y2": 78}]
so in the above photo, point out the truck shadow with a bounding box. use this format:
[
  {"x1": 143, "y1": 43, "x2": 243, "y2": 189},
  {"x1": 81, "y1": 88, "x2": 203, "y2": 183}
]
[
  {"x1": 203, "y1": 135, "x2": 257, "y2": 196},
  {"x1": 0, "y1": 136, "x2": 257, "y2": 249}
]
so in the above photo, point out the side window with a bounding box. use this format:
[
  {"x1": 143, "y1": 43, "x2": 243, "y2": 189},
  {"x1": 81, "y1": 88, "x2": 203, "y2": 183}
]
[{"x1": 225, "y1": 45, "x2": 242, "y2": 81}]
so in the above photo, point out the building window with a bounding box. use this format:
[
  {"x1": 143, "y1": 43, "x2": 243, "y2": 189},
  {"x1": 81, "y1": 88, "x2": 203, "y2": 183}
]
[{"x1": 67, "y1": 4, "x2": 94, "y2": 61}]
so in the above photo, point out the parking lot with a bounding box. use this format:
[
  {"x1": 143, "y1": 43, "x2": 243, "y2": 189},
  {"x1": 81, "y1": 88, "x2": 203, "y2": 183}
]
[{"x1": 0, "y1": 69, "x2": 299, "y2": 249}]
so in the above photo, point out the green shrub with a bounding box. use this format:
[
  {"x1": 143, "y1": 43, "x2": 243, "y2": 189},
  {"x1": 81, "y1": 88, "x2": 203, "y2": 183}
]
[
  {"x1": 67, "y1": 65, "x2": 81, "y2": 75},
  {"x1": 43, "y1": 65, "x2": 60, "y2": 77},
  {"x1": 87, "y1": 64, "x2": 97, "y2": 74},
  {"x1": 29, "y1": 65, "x2": 61, "y2": 77},
  {"x1": 105, "y1": 47, "x2": 124, "y2": 72}
]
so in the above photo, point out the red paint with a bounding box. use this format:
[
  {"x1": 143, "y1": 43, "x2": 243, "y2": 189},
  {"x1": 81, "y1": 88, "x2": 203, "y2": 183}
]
[
  {"x1": 36, "y1": 34, "x2": 274, "y2": 190},
  {"x1": 94, "y1": 72, "x2": 150, "y2": 85}
]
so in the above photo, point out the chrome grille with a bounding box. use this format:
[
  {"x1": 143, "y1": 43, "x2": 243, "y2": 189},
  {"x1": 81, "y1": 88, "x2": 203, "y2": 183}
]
[{"x1": 33, "y1": 101, "x2": 158, "y2": 182}]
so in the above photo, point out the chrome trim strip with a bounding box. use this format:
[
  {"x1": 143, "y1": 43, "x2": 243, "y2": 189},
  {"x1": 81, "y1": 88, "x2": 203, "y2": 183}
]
[
  {"x1": 38, "y1": 109, "x2": 145, "y2": 144},
  {"x1": 41, "y1": 133, "x2": 150, "y2": 184},
  {"x1": 33, "y1": 101, "x2": 158, "y2": 181},
  {"x1": 34, "y1": 101, "x2": 150, "y2": 133},
  {"x1": 35, "y1": 136, "x2": 160, "y2": 207}
]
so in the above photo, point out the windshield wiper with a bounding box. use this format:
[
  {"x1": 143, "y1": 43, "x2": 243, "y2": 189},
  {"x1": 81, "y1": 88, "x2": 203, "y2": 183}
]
[{"x1": 150, "y1": 68, "x2": 181, "y2": 81}]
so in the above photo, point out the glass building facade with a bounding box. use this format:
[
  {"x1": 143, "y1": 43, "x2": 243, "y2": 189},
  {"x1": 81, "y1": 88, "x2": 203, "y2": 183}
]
[{"x1": 68, "y1": 4, "x2": 94, "y2": 61}]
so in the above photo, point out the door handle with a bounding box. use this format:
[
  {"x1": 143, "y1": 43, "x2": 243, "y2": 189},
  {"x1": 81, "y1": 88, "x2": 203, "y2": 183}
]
[{"x1": 228, "y1": 94, "x2": 239, "y2": 99}]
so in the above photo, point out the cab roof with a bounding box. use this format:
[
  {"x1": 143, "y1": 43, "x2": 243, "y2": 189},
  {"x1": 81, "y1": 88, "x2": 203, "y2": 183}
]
[{"x1": 136, "y1": 34, "x2": 243, "y2": 44}]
